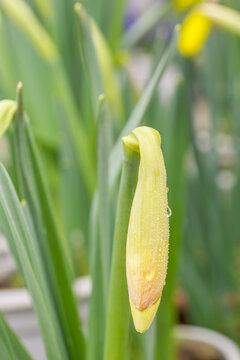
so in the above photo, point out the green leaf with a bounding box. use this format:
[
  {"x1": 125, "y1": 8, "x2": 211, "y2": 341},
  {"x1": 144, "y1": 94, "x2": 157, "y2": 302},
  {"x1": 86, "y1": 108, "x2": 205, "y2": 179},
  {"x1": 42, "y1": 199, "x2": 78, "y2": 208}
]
[{"x1": 0, "y1": 312, "x2": 33, "y2": 360}]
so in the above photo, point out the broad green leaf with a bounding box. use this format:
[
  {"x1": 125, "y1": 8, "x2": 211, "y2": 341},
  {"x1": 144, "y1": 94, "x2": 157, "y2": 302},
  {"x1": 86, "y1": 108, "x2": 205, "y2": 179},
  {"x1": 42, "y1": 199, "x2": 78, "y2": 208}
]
[
  {"x1": 0, "y1": 312, "x2": 33, "y2": 360},
  {"x1": 0, "y1": 100, "x2": 16, "y2": 138}
]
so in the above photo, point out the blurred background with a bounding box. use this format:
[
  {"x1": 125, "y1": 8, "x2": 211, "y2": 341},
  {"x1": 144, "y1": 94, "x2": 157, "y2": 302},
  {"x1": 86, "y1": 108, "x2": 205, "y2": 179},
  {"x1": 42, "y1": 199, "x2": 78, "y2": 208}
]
[{"x1": 0, "y1": 0, "x2": 240, "y2": 359}]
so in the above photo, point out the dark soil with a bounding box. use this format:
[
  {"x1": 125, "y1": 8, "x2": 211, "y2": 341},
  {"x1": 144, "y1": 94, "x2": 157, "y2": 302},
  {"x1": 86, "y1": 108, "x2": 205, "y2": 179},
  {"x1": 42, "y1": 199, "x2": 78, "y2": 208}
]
[{"x1": 177, "y1": 340, "x2": 225, "y2": 360}]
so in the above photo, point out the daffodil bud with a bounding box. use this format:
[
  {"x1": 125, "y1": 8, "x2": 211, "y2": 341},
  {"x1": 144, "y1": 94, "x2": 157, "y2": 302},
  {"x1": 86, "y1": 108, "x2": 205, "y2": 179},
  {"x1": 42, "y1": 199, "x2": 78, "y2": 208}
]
[
  {"x1": 0, "y1": 100, "x2": 17, "y2": 139},
  {"x1": 122, "y1": 126, "x2": 170, "y2": 333}
]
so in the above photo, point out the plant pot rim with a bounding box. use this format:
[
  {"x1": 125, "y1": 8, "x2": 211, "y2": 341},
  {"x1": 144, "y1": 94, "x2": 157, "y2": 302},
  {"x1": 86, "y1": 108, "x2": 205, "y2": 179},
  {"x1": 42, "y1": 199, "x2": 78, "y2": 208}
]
[
  {"x1": 1, "y1": 276, "x2": 239, "y2": 360},
  {"x1": 174, "y1": 324, "x2": 240, "y2": 360},
  {"x1": 0, "y1": 275, "x2": 91, "y2": 313}
]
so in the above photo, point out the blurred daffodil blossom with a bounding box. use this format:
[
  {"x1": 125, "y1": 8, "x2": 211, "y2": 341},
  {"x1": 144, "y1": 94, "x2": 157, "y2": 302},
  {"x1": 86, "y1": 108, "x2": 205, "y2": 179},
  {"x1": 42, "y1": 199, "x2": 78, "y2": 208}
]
[
  {"x1": 179, "y1": 10, "x2": 211, "y2": 57},
  {"x1": 176, "y1": 2, "x2": 240, "y2": 57},
  {"x1": 174, "y1": 0, "x2": 202, "y2": 11},
  {"x1": 122, "y1": 127, "x2": 169, "y2": 333}
]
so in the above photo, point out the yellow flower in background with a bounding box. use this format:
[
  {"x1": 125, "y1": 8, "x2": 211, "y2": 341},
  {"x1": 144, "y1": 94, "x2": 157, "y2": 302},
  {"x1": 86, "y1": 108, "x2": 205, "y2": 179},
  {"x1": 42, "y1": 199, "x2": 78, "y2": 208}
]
[
  {"x1": 122, "y1": 127, "x2": 170, "y2": 333},
  {"x1": 174, "y1": 0, "x2": 202, "y2": 11},
  {"x1": 179, "y1": 12, "x2": 211, "y2": 56},
  {"x1": 175, "y1": 0, "x2": 211, "y2": 57},
  {"x1": 177, "y1": 2, "x2": 240, "y2": 57}
]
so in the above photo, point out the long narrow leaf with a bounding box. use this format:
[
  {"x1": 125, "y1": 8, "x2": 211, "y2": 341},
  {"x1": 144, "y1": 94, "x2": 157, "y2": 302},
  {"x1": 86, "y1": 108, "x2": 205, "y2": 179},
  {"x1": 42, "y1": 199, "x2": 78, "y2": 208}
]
[
  {"x1": 75, "y1": 3, "x2": 124, "y2": 125},
  {"x1": 109, "y1": 27, "x2": 179, "y2": 187},
  {"x1": 97, "y1": 95, "x2": 111, "y2": 291},
  {"x1": 12, "y1": 86, "x2": 86, "y2": 359},
  {"x1": 0, "y1": 164, "x2": 65, "y2": 360}
]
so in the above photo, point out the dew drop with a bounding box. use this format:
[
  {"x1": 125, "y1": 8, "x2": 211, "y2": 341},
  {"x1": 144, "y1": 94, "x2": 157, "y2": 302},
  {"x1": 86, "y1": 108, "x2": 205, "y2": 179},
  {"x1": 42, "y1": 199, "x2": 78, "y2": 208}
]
[
  {"x1": 167, "y1": 206, "x2": 172, "y2": 218},
  {"x1": 144, "y1": 267, "x2": 156, "y2": 282}
]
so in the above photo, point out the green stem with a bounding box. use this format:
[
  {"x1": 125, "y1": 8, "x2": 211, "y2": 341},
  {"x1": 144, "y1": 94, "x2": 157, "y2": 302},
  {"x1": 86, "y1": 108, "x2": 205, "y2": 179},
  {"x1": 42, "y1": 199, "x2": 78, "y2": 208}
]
[
  {"x1": 104, "y1": 145, "x2": 139, "y2": 360},
  {"x1": 153, "y1": 79, "x2": 190, "y2": 360}
]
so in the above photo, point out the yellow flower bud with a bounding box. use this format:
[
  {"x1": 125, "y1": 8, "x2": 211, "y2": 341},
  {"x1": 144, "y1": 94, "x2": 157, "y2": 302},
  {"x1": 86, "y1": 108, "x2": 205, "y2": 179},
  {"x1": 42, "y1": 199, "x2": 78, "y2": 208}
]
[
  {"x1": 178, "y1": 12, "x2": 211, "y2": 56},
  {"x1": 123, "y1": 126, "x2": 169, "y2": 333},
  {"x1": 0, "y1": 100, "x2": 17, "y2": 139},
  {"x1": 174, "y1": 0, "x2": 202, "y2": 11}
]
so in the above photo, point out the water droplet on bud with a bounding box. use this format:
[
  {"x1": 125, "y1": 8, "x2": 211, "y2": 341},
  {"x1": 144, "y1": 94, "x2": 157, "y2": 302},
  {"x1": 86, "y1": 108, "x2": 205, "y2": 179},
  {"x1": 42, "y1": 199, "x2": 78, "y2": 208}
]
[{"x1": 167, "y1": 206, "x2": 172, "y2": 218}]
